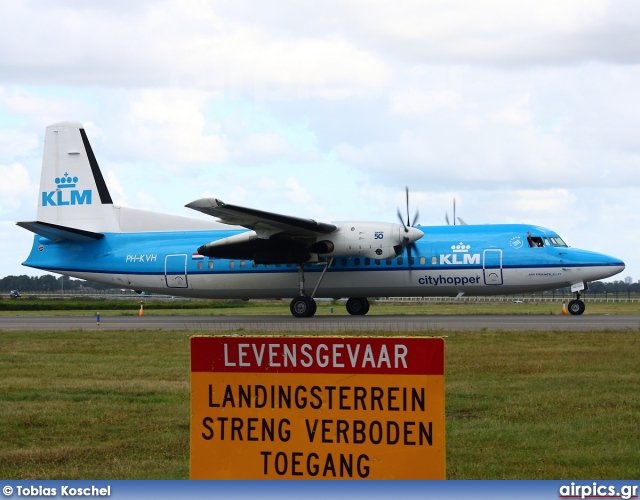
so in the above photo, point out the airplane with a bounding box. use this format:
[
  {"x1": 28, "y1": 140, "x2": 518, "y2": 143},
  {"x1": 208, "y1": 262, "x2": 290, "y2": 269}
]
[{"x1": 18, "y1": 121, "x2": 625, "y2": 318}]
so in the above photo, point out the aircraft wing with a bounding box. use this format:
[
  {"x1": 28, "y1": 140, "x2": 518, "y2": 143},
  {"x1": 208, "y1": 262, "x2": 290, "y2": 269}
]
[{"x1": 185, "y1": 197, "x2": 336, "y2": 237}]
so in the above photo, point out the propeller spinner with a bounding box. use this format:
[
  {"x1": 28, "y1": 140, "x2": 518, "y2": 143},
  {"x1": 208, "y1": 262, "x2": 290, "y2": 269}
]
[{"x1": 395, "y1": 187, "x2": 422, "y2": 259}]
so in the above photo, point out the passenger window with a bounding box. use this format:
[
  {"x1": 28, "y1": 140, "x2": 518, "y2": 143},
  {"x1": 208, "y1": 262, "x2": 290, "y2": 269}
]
[
  {"x1": 341, "y1": 258, "x2": 347, "y2": 266},
  {"x1": 229, "y1": 261, "x2": 235, "y2": 269},
  {"x1": 364, "y1": 258, "x2": 370, "y2": 266},
  {"x1": 197, "y1": 261, "x2": 203, "y2": 269},
  {"x1": 420, "y1": 256, "x2": 426, "y2": 265},
  {"x1": 208, "y1": 261, "x2": 214, "y2": 269},
  {"x1": 431, "y1": 256, "x2": 437, "y2": 265},
  {"x1": 397, "y1": 257, "x2": 404, "y2": 265},
  {"x1": 354, "y1": 258, "x2": 360, "y2": 266},
  {"x1": 240, "y1": 261, "x2": 246, "y2": 268}
]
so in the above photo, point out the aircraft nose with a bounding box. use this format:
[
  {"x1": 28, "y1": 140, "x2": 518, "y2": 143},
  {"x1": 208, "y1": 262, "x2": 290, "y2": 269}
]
[
  {"x1": 611, "y1": 259, "x2": 625, "y2": 273},
  {"x1": 599, "y1": 252, "x2": 625, "y2": 271},
  {"x1": 589, "y1": 251, "x2": 625, "y2": 280}
]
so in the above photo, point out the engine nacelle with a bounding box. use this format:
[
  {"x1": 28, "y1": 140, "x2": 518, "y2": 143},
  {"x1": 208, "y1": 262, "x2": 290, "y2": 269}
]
[
  {"x1": 196, "y1": 222, "x2": 423, "y2": 263},
  {"x1": 309, "y1": 222, "x2": 423, "y2": 260}
]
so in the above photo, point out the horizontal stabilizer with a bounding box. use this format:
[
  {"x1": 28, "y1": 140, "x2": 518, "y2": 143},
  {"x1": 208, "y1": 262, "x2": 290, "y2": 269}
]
[{"x1": 17, "y1": 221, "x2": 104, "y2": 242}]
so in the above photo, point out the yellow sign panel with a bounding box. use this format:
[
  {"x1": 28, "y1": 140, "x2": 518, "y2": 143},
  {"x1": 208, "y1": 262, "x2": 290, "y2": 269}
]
[{"x1": 190, "y1": 337, "x2": 444, "y2": 479}]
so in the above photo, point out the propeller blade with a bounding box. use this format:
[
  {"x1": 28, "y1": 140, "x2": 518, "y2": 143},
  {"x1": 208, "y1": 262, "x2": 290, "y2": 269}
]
[
  {"x1": 396, "y1": 186, "x2": 421, "y2": 261},
  {"x1": 453, "y1": 197, "x2": 456, "y2": 225},
  {"x1": 406, "y1": 241, "x2": 422, "y2": 275},
  {"x1": 397, "y1": 208, "x2": 408, "y2": 232},
  {"x1": 405, "y1": 187, "x2": 410, "y2": 228},
  {"x1": 445, "y1": 213, "x2": 450, "y2": 225}
]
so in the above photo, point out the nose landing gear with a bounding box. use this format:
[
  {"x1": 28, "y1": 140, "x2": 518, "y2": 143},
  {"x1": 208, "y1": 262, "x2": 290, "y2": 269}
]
[{"x1": 567, "y1": 292, "x2": 586, "y2": 315}]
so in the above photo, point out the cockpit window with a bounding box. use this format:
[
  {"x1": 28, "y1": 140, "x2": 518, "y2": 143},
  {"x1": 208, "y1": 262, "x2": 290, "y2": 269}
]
[
  {"x1": 548, "y1": 236, "x2": 568, "y2": 247},
  {"x1": 527, "y1": 232, "x2": 544, "y2": 247}
]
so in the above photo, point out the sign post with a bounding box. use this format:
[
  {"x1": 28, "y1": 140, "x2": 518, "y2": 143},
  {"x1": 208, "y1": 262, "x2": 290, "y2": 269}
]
[{"x1": 190, "y1": 336, "x2": 445, "y2": 479}]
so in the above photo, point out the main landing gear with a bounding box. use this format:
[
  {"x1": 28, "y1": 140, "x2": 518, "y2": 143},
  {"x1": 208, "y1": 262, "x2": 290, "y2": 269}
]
[
  {"x1": 290, "y1": 296, "x2": 317, "y2": 318},
  {"x1": 288, "y1": 262, "x2": 371, "y2": 318},
  {"x1": 289, "y1": 263, "x2": 321, "y2": 318},
  {"x1": 567, "y1": 292, "x2": 586, "y2": 315},
  {"x1": 289, "y1": 295, "x2": 371, "y2": 318},
  {"x1": 346, "y1": 297, "x2": 370, "y2": 315}
]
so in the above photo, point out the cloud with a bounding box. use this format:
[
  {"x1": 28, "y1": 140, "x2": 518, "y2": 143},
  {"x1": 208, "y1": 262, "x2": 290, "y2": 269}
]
[
  {"x1": 284, "y1": 178, "x2": 312, "y2": 204},
  {"x1": 504, "y1": 188, "x2": 577, "y2": 216},
  {"x1": 391, "y1": 89, "x2": 463, "y2": 115},
  {"x1": 103, "y1": 170, "x2": 127, "y2": 206},
  {"x1": 0, "y1": 125, "x2": 39, "y2": 159},
  {"x1": 124, "y1": 89, "x2": 227, "y2": 164},
  {"x1": 0, "y1": 163, "x2": 34, "y2": 214},
  {"x1": 233, "y1": 132, "x2": 294, "y2": 165},
  {"x1": 210, "y1": 0, "x2": 640, "y2": 66},
  {"x1": 0, "y1": 1, "x2": 389, "y2": 95}
]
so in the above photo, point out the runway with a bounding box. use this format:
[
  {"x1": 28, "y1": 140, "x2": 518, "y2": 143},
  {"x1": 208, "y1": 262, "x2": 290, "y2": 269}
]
[{"x1": 1, "y1": 314, "x2": 638, "y2": 332}]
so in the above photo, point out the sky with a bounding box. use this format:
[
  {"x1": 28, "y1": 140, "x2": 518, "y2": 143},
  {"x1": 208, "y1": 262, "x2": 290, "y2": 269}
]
[{"x1": 0, "y1": 0, "x2": 638, "y2": 282}]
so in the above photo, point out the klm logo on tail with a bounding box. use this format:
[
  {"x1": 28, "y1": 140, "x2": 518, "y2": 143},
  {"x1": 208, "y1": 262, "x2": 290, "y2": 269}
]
[{"x1": 42, "y1": 172, "x2": 92, "y2": 206}]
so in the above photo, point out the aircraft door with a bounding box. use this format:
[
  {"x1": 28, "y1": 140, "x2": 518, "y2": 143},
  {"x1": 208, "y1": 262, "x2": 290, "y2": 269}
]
[
  {"x1": 165, "y1": 254, "x2": 188, "y2": 288},
  {"x1": 483, "y1": 249, "x2": 503, "y2": 285}
]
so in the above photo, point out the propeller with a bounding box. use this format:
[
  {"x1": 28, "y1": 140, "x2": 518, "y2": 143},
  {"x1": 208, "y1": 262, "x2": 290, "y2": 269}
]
[
  {"x1": 395, "y1": 187, "x2": 421, "y2": 263},
  {"x1": 445, "y1": 197, "x2": 468, "y2": 225},
  {"x1": 445, "y1": 197, "x2": 457, "y2": 225}
]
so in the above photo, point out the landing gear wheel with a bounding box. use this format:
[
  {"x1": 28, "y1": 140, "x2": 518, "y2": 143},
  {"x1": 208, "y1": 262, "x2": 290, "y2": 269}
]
[
  {"x1": 290, "y1": 296, "x2": 317, "y2": 318},
  {"x1": 567, "y1": 299, "x2": 585, "y2": 315},
  {"x1": 346, "y1": 297, "x2": 370, "y2": 316}
]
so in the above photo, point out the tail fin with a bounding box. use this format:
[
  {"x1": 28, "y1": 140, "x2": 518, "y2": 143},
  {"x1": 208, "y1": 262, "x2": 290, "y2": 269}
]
[
  {"x1": 20, "y1": 121, "x2": 223, "y2": 240},
  {"x1": 32, "y1": 121, "x2": 119, "y2": 233}
]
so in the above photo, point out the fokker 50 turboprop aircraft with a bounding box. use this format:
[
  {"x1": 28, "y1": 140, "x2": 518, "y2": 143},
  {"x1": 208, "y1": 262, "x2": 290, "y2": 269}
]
[{"x1": 19, "y1": 122, "x2": 625, "y2": 317}]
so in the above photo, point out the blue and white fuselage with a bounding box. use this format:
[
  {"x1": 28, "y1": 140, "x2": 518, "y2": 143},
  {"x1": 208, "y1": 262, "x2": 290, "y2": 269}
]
[
  {"x1": 23, "y1": 224, "x2": 623, "y2": 298},
  {"x1": 19, "y1": 122, "x2": 625, "y2": 317}
]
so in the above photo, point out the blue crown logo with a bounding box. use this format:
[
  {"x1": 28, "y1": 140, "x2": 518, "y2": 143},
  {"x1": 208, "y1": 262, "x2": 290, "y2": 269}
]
[{"x1": 55, "y1": 172, "x2": 78, "y2": 189}]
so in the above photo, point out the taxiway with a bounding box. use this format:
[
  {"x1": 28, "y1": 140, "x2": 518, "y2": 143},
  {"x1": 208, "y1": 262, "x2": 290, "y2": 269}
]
[{"x1": 0, "y1": 314, "x2": 638, "y2": 332}]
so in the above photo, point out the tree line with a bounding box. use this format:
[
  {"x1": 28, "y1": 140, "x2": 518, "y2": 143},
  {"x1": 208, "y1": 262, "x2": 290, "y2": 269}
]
[{"x1": 0, "y1": 274, "x2": 119, "y2": 292}]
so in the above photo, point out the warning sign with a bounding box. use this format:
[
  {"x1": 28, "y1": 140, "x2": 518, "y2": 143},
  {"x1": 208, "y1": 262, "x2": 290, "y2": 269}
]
[{"x1": 190, "y1": 336, "x2": 445, "y2": 479}]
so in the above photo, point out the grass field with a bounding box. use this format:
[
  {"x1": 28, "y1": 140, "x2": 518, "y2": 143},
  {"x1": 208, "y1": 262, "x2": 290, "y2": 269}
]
[
  {"x1": 0, "y1": 327, "x2": 638, "y2": 479},
  {"x1": 1, "y1": 297, "x2": 639, "y2": 316}
]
